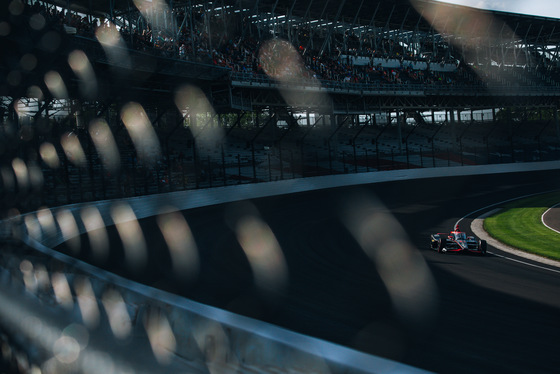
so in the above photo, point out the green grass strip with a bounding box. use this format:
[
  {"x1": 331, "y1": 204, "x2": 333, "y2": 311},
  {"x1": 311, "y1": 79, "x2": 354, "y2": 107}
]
[{"x1": 484, "y1": 191, "x2": 560, "y2": 261}]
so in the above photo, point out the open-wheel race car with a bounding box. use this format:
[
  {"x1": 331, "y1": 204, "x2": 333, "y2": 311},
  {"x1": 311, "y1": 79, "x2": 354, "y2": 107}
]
[{"x1": 430, "y1": 225, "x2": 487, "y2": 255}]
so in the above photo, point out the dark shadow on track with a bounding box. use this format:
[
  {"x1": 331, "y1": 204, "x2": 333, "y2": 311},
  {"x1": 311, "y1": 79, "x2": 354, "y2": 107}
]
[{"x1": 55, "y1": 170, "x2": 560, "y2": 373}]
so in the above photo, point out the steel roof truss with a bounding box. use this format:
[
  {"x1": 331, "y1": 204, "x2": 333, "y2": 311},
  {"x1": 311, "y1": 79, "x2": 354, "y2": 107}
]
[{"x1": 319, "y1": 0, "x2": 347, "y2": 55}]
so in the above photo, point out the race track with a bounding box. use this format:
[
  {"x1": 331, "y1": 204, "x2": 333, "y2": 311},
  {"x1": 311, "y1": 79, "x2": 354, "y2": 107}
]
[{"x1": 56, "y1": 170, "x2": 560, "y2": 373}]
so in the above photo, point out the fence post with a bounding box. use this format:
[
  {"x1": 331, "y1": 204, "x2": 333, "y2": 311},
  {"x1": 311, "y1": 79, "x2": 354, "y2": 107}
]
[
  {"x1": 252, "y1": 144, "x2": 256, "y2": 181},
  {"x1": 208, "y1": 156, "x2": 212, "y2": 187},
  {"x1": 376, "y1": 143, "x2": 380, "y2": 171},
  {"x1": 166, "y1": 141, "x2": 172, "y2": 191},
  {"x1": 78, "y1": 166, "x2": 84, "y2": 202},
  {"x1": 328, "y1": 142, "x2": 332, "y2": 174},
  {"x1": 300, "y1": 145, "x2": 305, "y2": 178},
  {"x1": 156, "y1": 167, "x2": 162, "y2": 193},
  {"x1": 144, "y1": 167, "x2": 148, "y2": 195},
  {"x1": 291, "y1": 151, "x2": 295, "y2": 179},
  {"x1": 118, "y1": 167, "x2": 125, "y2": 198},
  {"x1": 353, "y1": 142, "x2": 357, "y2": 173},
  {"x1": 131, "y1": 157, "x2": 138, "y2": 196},
  {"x1": 64, "y1": 160, "x2": 71, "y2": 203},
  {"x1": 405, "y1": 141, "x2": 409, "y2": 169},
  {"x1": 237, "y1": 154, "x2": 241, "y2": 183},
  {"x1": 222, "y1": 146, "x2": 226, "y2": 186},
  {"x1": 193, "y1": 138, "x2": 199, "y2": 189},
  {"x1": 101, "y1": 167, "x2": 107, "y2": 200},
  {"x1": 279, "y1": 146, "x2": 284, "y2": 180},
  {"x1": 268, "y1": 153, "x2": 272, "y2": 181}
]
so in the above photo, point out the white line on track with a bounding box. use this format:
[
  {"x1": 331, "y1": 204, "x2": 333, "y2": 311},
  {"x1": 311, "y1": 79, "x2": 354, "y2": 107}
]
[
  {"x1": 455, "y1": 190, "x2": 560, "y2": 274},
  {"x1": 541, "y1": 202, "x2": 560, "y2": 234},
  {"x1": 486, "y1": 250, "x2": 560, "y2": 274},
  {"x1": 454, "y1": 189, "x2": 560, "y2": 231}
]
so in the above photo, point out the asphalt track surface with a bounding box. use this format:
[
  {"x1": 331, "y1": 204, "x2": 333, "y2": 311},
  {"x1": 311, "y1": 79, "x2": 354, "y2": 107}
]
[
  {"x1": 543, "y1": 204, "x2": 560, "y2": 232},
  {"x1": 56, "y1": 170, "x2": 560, "y2": 373}
]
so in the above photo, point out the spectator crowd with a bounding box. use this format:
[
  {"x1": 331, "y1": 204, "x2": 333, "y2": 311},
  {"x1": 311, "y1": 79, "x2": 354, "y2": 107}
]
[{"x1": 18, "y1": 0, "x2": 558, "y2": 89}]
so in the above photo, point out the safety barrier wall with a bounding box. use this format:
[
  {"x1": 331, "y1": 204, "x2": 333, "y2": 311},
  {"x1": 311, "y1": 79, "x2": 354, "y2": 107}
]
[{"x1": 3, "y1": 161, "x2": 560, "y2": 373}]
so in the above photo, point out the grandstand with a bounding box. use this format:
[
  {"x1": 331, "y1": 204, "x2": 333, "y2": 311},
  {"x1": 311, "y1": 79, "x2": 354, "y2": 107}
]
[
  {"x1": 1, "y1": 0, "x2": 560, "y2": 372},
  {"x1": 2, "y1": 0, "x2": 560, "y2": 207}
]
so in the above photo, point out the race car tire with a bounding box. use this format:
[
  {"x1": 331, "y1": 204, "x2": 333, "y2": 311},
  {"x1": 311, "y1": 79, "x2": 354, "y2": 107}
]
[
  {"x1": 430, "y1": 239, "x2": 438, "y2": 250},
  {"x1": 478, "y1": 239, "x2": 487, "y2": 255},
  {"x1": 438, "y1": 238, "x2": 446, "y2": 253}
]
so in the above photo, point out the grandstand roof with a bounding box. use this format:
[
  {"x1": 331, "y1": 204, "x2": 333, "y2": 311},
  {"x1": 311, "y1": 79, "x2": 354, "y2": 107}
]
[{"x1": 53, "y1": 0, "x2": 560, "y2": 43}]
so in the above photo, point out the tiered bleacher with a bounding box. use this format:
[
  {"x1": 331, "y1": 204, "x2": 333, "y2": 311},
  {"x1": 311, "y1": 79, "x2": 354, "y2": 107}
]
[{"x1": 2, "y1": 0, "x2": 560, "y2": 212}]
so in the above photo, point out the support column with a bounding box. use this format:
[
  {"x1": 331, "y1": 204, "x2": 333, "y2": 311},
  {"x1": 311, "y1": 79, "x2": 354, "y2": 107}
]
[
  {"x1": 450, "y1": 109, "x2": 457, "y2": 144},
  {"x1": 555, "y1": 107, "x2": 559, "y2": 144},
  {"x1": 191, "y1": 111, "x2": 199, "y2": 188},
  {"x1": 509, "y1": 108, "x2": 515, "y2": 162},
  {"x1": 330, "y1": 113, "x2": 337, "y2": 155},
  {"x1": 396, "y1": 111, "x2": 403, "y2": 155}
]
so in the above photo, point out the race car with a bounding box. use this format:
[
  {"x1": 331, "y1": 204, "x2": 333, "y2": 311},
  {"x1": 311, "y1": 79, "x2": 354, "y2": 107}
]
[{"x1": 430, "y1": 224, "x2": 487, "y2": 255}]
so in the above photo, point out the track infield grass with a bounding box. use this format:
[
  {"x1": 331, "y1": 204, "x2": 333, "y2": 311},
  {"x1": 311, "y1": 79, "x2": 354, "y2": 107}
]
[{"x1": 484, "y1": 191, "x2": 560, "y2": 261}]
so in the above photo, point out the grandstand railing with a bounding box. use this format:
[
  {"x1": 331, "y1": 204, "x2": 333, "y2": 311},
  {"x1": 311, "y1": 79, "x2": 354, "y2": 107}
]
[
  {"x1": 230, "y1": 72, "x2": 560, "y2": 96},
  {"x1": 70, "y1": 35, "x2": 230, "y2": 82},
  {"x1": 60, "y1": 31, "x2": 560, "y2": 98},
  {"x1": 35, "y1": 129, "x2": 560, "y2": 209}
]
